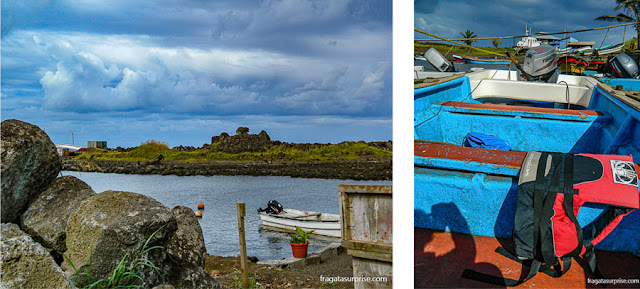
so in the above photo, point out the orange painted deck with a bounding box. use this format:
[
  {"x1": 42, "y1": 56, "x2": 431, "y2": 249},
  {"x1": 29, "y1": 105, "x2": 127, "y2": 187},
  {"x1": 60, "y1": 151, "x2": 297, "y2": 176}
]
[{"x1": 415, "y1": 228, "x2": 640, "y2": 288}]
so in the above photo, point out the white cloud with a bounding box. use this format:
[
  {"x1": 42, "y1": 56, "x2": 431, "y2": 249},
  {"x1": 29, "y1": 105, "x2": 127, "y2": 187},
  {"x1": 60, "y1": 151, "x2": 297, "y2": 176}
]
[{"x1": 3, "y1": 30, "x2": 390, "y2": 117}]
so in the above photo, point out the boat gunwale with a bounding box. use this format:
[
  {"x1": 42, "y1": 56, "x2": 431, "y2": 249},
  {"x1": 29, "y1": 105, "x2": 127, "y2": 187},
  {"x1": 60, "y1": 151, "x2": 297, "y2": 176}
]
[{"x1": 258, "y1": 211, "x2": 340, "y2": 223}]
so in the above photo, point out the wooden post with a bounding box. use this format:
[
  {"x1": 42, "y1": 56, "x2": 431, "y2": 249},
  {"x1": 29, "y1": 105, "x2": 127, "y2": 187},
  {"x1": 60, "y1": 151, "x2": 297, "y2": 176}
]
[{"x1": 236, "y1": 202, "x2": 249, "y2": 289}]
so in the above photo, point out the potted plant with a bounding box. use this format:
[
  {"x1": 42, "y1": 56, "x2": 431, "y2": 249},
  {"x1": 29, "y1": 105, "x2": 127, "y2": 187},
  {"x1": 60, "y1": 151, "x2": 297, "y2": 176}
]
[{"x1": 289, "y1": 227, "x2": 314, "y2": 258}]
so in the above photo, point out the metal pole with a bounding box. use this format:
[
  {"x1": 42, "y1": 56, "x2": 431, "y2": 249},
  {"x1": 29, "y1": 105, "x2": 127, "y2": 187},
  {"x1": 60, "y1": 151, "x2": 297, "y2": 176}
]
[
  {"x1": 237, "y1": 202, "x2": 248, "y2": 288},
  {"x1": 69, "y1": 129, "x2": 74, "y2": 146}
]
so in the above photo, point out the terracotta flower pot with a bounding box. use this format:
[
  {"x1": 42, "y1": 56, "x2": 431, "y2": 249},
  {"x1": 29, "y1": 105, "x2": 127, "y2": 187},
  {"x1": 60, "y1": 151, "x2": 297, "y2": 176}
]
[{"x1": 290, "y1": 242, "x2": 309, "y2": 258}]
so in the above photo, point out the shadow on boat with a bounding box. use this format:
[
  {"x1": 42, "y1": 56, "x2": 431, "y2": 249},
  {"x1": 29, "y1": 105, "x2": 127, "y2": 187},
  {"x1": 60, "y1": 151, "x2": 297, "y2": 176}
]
[{"x1": 415, "y1": 203, "x2": 506, "y2": 288}]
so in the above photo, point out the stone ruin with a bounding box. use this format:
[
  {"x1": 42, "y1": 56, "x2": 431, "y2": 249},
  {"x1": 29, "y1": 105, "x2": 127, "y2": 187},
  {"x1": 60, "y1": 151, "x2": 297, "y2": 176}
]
[{"x1": 210, "y1": 127, "x2": 273, "y2": 154}]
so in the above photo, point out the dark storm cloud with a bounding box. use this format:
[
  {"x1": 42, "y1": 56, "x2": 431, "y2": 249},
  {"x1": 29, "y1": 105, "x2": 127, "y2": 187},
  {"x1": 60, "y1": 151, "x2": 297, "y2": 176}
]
[
  {"x1": 415, "y1": 0, "x2": 629, "y2": 48},
  {"x1": 1, "y1": 0, "x2": 392, "y2": 146}
]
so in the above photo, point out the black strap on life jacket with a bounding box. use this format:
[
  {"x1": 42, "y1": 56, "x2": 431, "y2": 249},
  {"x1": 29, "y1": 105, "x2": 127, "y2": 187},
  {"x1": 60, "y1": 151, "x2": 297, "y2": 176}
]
[{"x1": 463, "y1": 153, "x2": 584, "y2": 286}]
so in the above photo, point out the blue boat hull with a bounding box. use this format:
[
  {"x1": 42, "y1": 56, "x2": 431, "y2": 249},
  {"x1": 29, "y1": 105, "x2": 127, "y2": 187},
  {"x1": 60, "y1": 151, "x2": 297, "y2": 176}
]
[
  {"x1": 583, "y1": 70, "x2": 640, "y2": 91},
  {"x1": 414, "y1": 74, "x2": 640, "y2": 256}
]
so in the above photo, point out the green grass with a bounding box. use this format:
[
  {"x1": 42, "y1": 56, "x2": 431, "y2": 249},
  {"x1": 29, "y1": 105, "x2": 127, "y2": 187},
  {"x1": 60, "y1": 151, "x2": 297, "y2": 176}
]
[
  {"x1": 622, "y1": 37, "x2": 638, "y2": 52},
  {"x1": 64, "y1": 225, "x2": 164, "y2": 289},
  {"x1": 75, "y1": 141, "x2": 391, "y2": 163},
  {"x1": 232, "y1": 276, "x2": 264, "y2": 289}
]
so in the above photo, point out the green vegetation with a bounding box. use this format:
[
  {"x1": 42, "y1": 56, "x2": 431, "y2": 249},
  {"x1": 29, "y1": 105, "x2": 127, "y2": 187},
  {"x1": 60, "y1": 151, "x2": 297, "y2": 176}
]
[
  {"x1": 64, "y1": 227, "x2": 163, "y2": 289},
  {"x1": 492, "y1": 39, "x2": 502, "y2": 49},
  {"x1": 595, "y1": 0, "x2": 640, "y2": 46},
  {"x1": 232, "y1": 276, "x2": 264, "y2": 289},
  {"x1": 623, "y1": 37, "x2": 638, "y2": 52},
  {"x1": 75, "y1": 141, "x2": 391, "y2": 163},
  {"x1": 459, "y1": 29, "x2": 478, "y2": 46},
  {"x1": 289, "y1": 227, "x2": 314, "y2": 244}
]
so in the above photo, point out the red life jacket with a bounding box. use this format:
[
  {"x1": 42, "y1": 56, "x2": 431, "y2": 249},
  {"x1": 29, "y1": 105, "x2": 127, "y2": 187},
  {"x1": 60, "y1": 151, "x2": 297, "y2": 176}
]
[
  {"x1": 552, "y1": 153, "x2": 638, "y2": 257},
  {"x1": 464, "y1": 152, "x2": 639, "y2": 286}
]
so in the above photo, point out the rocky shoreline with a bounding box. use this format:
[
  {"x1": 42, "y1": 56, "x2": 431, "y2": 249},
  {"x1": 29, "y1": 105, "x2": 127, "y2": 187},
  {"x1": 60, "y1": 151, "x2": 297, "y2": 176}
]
[
  {"x1": 1, "y1": 119, "x2": 381, "y2": 288},
  {"x1": 1, "y1": 119, "x2": 221, "y2": 288},
  {"x1": 62, "y1": 126, "x2": 392, "y2": 181},
  {"x1": 62, "y1": 158, "x2": 392, "y2": 180}
]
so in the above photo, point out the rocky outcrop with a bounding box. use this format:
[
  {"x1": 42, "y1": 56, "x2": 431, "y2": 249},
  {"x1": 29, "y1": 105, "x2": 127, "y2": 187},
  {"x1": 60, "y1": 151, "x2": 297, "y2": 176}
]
[
  {"x1": 64, "y1": 191, "x2": 178, "y2": 288},
  {"x1": 0, "y1": 223, "x2": 76, "y2": 289},
  {"x1": 162, "y1": 206, "x2": 221, "y2": 288},
  {"x1": 235, "y1": 127, "x2": 249, "y2": 135},
  {"x1": 0, "y1": 120, "x2": 223, "y2": 288},
  {"x1": 217, "y1": 127, "x2": 274, "y2": 154},
  {"x1": 167, "y1": 206, "x2": 207, "y2": 268},
  {"x1": 258, "y1": 130, "x2": 270, "y2": 141},
  {"x1": 20, "y1": 176, "x2": 96, "y2": 254},
  {"x1": 63, "y1": 158, "x2": 392, "y2": 180},
  {"x1": 163, "y1": 259, "x2": 222, "y2": 289},
  {"x1": 1, "y1": 119, "x2": 61, "y2": 223}
]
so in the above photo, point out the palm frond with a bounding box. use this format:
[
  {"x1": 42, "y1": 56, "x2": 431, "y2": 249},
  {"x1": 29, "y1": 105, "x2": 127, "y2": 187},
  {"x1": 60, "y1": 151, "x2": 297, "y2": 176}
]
[{"x1": 595, "y1": 13, "x2": 634, "y2": 22}]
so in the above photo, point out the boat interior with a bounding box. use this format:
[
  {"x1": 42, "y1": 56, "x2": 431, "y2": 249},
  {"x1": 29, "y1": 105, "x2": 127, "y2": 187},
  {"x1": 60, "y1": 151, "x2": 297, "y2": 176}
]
[
  {"x1": 415, "y1": 69, "x2": 640, "y2": 158},
  {"x1": 278, "y1": 209, "x2": 340, "y2": 222},
  {"x1": 414, "y1": 69, "x2": 640, "y2": 255}
]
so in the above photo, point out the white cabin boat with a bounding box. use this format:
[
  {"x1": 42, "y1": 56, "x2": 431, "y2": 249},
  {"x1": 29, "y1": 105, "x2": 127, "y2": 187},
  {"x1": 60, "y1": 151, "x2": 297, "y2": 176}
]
[
  {"x1": 516, "y1": 26, "x2": 541, "y2": 49},
  {"x1": 55, "y1": 144, "x2": 82, "y2": 156},
  {"x1": 258, "y1": 208, "x2": 341, "y2": 238}
]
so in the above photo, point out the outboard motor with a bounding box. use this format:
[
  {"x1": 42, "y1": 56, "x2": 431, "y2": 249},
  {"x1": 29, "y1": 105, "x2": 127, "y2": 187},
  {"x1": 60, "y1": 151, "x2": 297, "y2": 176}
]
[
  {"x1": 608, "y1": 52, "x2": 639, "y2": 78},
  {"x1": 424, "y1": 48, "x2": 456, "y2": 72},
  {"x1": 519, "y1": 45, "x2": 560, "y2": 82},
  {"x1": 257, "y1": 200, "x2": 284, "y2": 214}
]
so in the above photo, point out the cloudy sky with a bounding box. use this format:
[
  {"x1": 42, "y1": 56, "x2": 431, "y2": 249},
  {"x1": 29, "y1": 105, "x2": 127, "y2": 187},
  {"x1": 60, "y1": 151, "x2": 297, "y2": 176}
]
[
  {"x1": 415, "y1": 0, "x2": 635, "y2": 49},
  {"x1": 1, "y1": 0, "x2": 392, "y2": 148}
]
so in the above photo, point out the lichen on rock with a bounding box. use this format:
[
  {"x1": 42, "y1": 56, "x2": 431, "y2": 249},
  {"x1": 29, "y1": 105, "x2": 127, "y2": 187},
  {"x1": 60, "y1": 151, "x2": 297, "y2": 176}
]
[
  {"x1": 64, "y1": 190, "x2": 177, "y2": 288},
  {"x1": 167, "y1": 206, "x2": 207, "y2": 268},
  {"x1": 20, "y1": 176, "x2": 96, "y2": 254},
  {"x1": 1, "y1": 119, "x2": 61, "y2": 223},
  {"x1": 0, "y1": 223, "x2": 76, "y2": 289}
]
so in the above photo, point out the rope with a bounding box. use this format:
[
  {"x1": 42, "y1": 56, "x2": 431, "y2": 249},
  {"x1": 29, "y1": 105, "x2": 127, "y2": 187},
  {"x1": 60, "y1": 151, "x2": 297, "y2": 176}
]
[
  {"x1": 443, "y1": 44, "x2": 455, "y2": 56},
  {"x1": 415, "y1": 22, "x2": 639, "y2": 42},
  {"x1": 414, "y1": 29, "x2": 507, "y2": 57},
  {"x1": 599, "y1": 28, "x2": 610, "y2": 50}
]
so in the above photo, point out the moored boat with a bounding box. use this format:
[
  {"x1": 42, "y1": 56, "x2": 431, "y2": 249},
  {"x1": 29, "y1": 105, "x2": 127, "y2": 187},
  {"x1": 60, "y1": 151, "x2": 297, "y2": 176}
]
[
  {"x1": 414, "y1": 65, "x2": 640, "y2": 257},
  {"x1": 597, "y1": 42, "x2": 624, "y2": 55},
  {"x1": 453, "y1": 55, "x2": 511, "y2": 65},
  {"x1": 259, "y1": 208, "x2": 341, "y2": 238}
]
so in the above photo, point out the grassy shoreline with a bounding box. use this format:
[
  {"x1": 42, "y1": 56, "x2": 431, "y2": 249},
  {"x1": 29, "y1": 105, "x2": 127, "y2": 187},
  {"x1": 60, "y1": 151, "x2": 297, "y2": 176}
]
[{"x1": 74, "y1": 141, "x2": 392, "y2": 163}]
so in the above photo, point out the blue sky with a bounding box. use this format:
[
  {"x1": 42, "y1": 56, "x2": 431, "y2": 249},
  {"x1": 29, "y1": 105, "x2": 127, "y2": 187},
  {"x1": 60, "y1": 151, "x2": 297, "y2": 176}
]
[
  {"x1": 415, "y1": 0, "x2": 635, "y2": 49},
  {"x1": 1, "y1": 0, "x2": 392, "y2": 148}
]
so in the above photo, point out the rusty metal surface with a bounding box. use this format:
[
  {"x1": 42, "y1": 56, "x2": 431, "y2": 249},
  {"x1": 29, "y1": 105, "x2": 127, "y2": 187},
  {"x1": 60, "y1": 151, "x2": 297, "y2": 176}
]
[
  {"x1": 441, "y1": 101, "x2": 604, "y2": 116},
  {"x1": 414, "y1": 142, "x2": 527, "y2": 168}
]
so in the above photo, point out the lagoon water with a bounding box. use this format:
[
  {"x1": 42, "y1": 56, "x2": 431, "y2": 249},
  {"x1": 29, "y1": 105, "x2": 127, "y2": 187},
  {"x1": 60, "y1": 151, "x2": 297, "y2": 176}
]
[{"x1": 62, "y1": 171, "x2": 391, "y2": 261}]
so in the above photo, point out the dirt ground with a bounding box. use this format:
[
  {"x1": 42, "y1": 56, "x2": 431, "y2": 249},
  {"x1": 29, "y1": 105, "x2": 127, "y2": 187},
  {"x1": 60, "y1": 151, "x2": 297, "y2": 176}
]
[{"x1": 205, "y1": 252, "x2": 355, "y2": 289}]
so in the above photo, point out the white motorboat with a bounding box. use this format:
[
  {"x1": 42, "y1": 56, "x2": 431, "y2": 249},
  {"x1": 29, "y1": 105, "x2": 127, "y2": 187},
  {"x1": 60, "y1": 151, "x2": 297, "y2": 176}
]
[{"x1": 258, "y1": 208, "x2": 341, "y2": 238}]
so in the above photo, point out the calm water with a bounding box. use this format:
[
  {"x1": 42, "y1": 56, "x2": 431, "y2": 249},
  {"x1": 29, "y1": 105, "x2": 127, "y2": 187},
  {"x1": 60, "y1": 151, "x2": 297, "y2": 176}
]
[{"x1": 62, "y1": 171, "x2": 391, "y2": 261}]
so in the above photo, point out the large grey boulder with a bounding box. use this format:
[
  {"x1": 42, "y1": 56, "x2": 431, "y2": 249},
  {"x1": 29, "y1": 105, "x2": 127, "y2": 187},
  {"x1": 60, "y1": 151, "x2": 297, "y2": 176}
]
[
  {"x1": 0, "y1": 223, "x2": 76, "y2": 289},
  {"x1": 1, "y1": 119, "x2": 62, "y2": 223},
  {"x1": 20, "y1": 176, "x2": 96, "y2": 253},
  {"x1": 163, "y1": 258, "x2": 222, "y2": 289},
  {"x1": 167, "y1": 206, "x2": 207, "y2": 268},
  {"x1": 63, "y1": 191, "x2": 177, "y2": 288}
]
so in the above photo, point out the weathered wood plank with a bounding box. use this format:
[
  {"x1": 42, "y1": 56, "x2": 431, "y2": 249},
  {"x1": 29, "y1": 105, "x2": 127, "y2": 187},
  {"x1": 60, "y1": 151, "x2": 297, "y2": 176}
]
[
  {"x1": 341, "y1": 240, "x2": 392, "y2": 255},
  {"x1": 352, "y1": 257, "x2": 392, "y2": 289}
]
